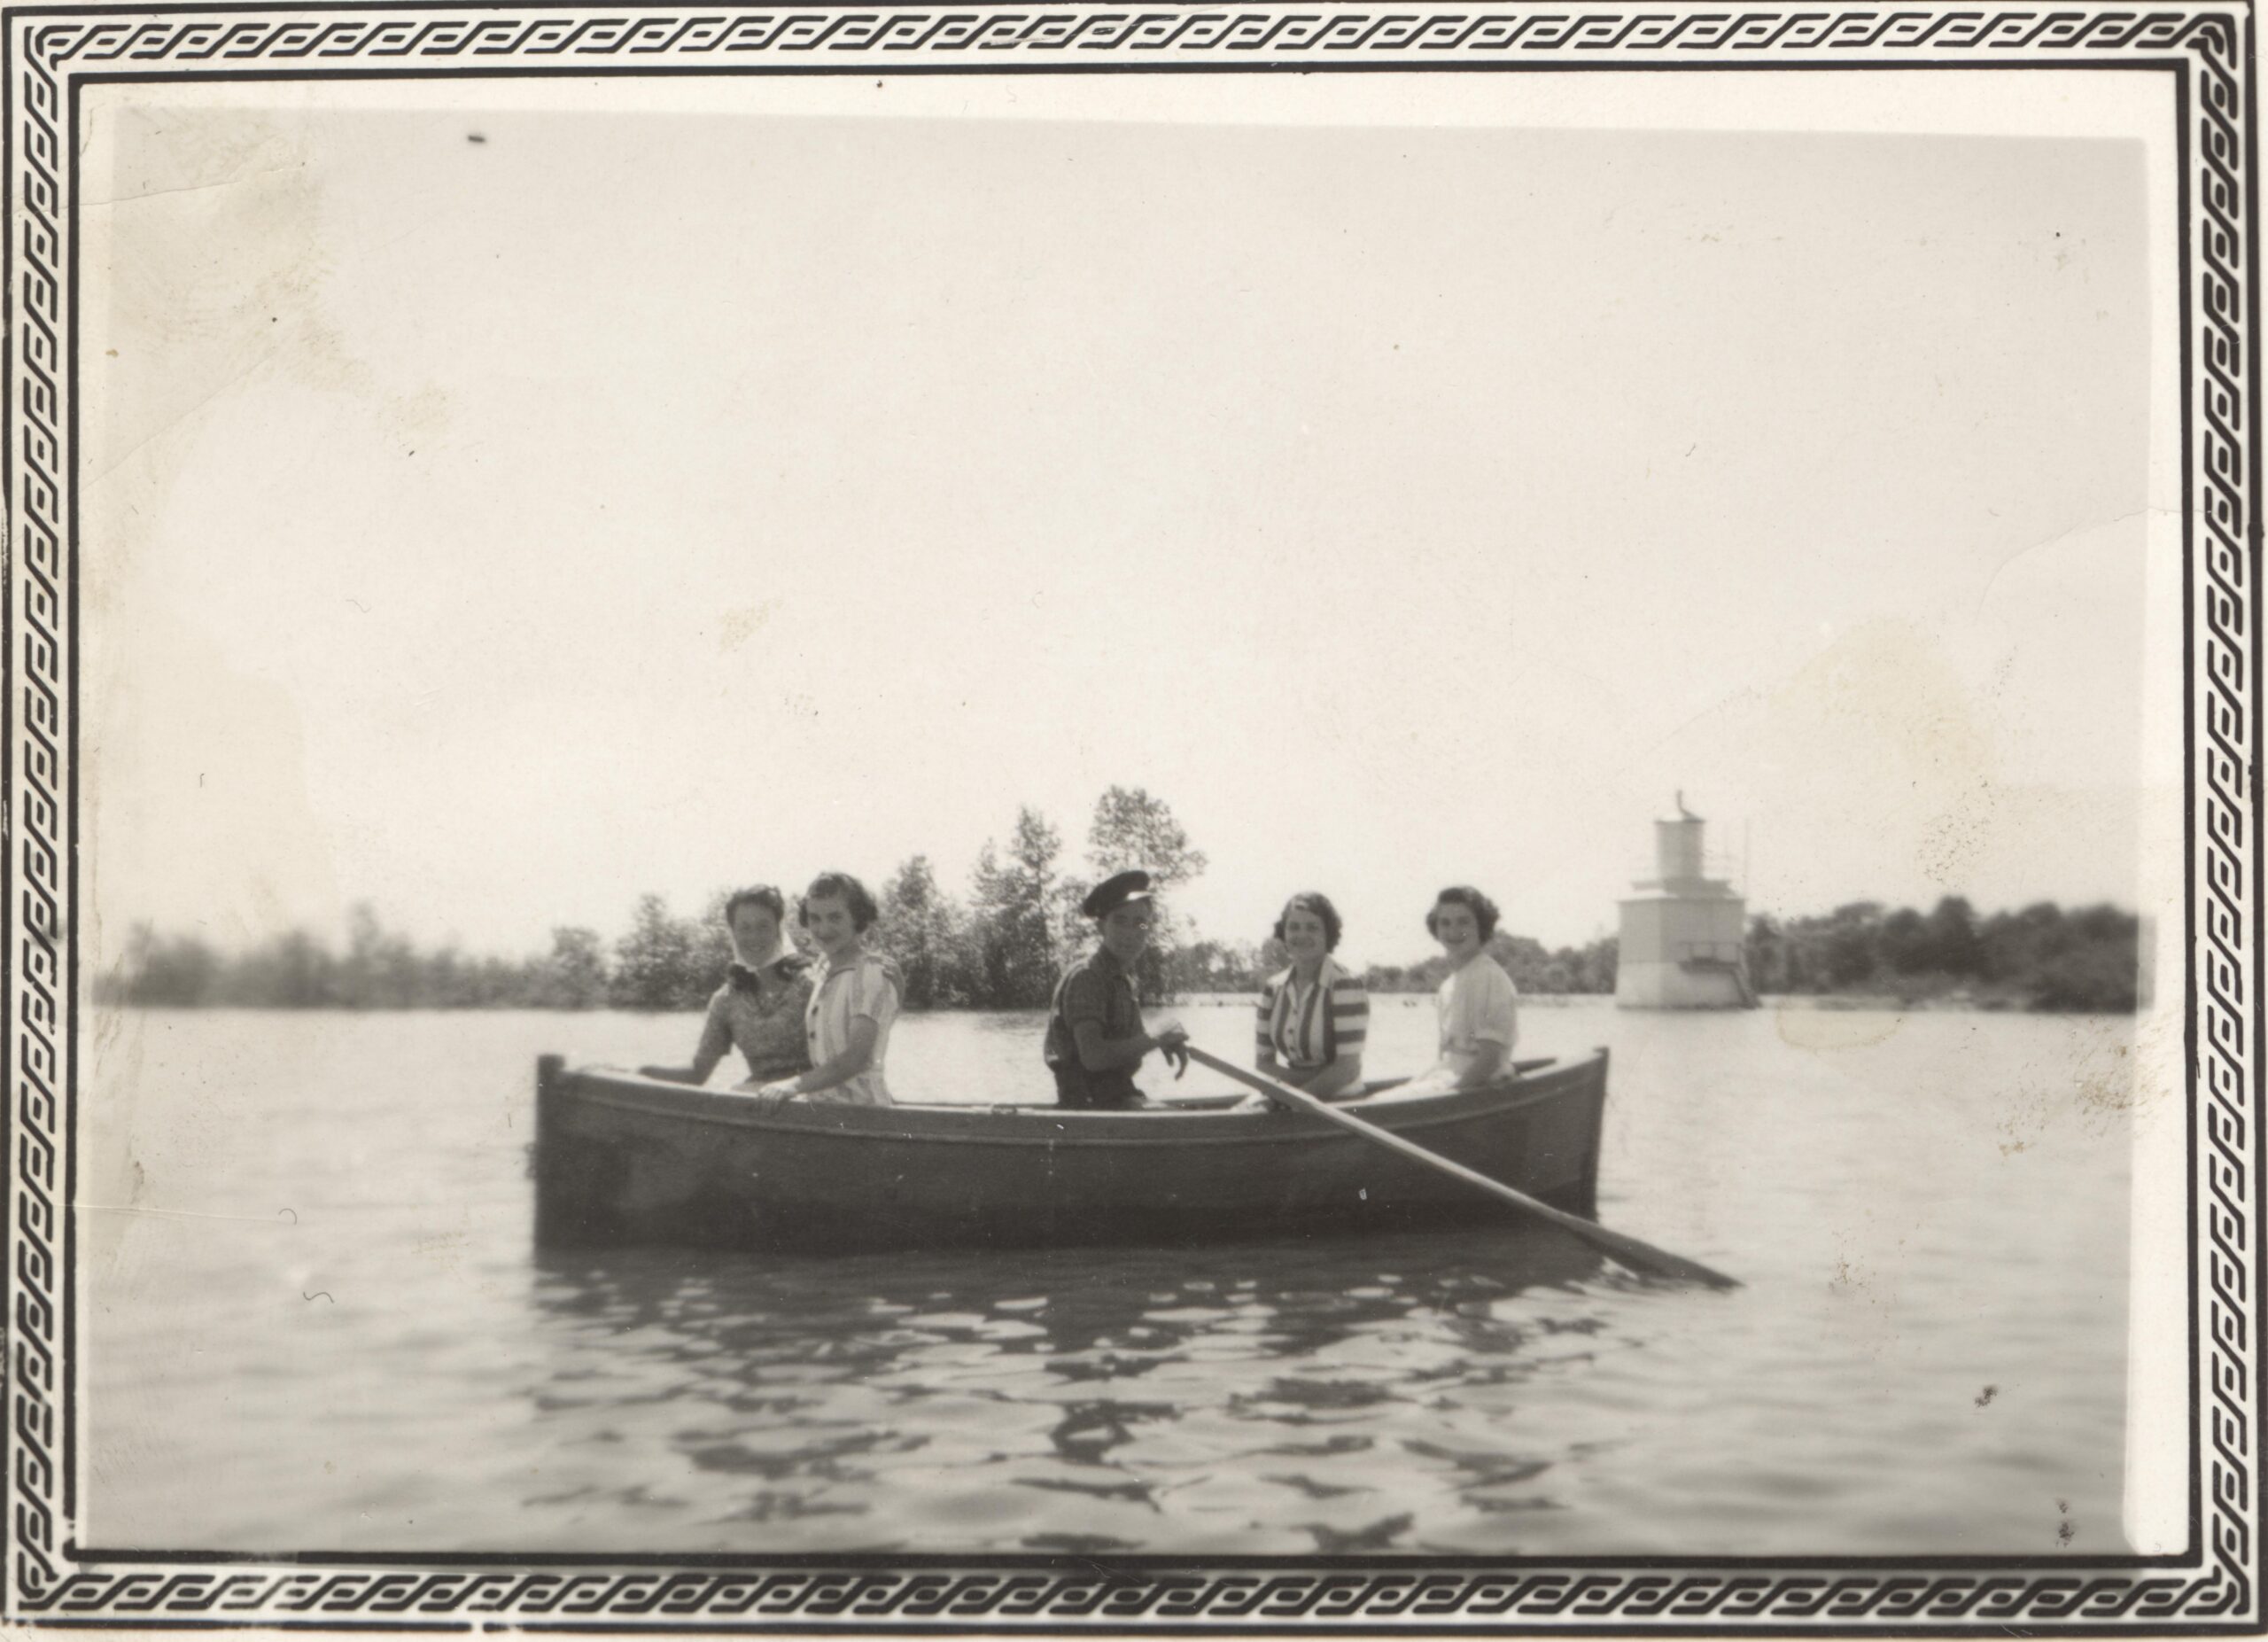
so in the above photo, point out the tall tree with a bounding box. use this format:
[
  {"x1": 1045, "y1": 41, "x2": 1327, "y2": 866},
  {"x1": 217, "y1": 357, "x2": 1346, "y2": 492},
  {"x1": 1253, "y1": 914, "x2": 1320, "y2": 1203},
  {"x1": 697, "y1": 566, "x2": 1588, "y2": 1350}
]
[
  {"x1": 534, "y1": 926, "x2": 611, "y2": 1009},
  {"x1": 968, "y1": 842, "x2": 1014, "y2": 1004},
  {"x1": 687, "y1": 890, "x2": 737, "y2": 980},
  {"x1": 1922, "y1": 895, "x2": 1983, "y2": 977},
  {"x1": 1085, "y1": 786, "x2": 1208, "y2": 890},
  {"x1": 113, "y1": 922, "x2": 220, "y2": 1007},
  {"x1": 1879, "y1": 907, "x2": 1931, "y2": 975},
  {"x1": 232, "y1": 930, "x2": 337, "y2": 1008},
  {"x1": 1575, "y1": 936, "x2": 1619, "y2": 994},
  {"x1": 878, "y1": 854, "x2": 967, "y2": 1008},
  {"x1": 1822, "y1": 901, "x2": 1884, "y2": 989},
  {"x1": 338, "y1": 903, "x2": 422, "y2": 1008},
  {"x1": 610, "y1": 894, "x2": 699, "y2": 1010},
  {"x1": 1084, "y1": 786, "x2": 1208, "y2": 1000},
  {"x1": 969, "y1": 808, "x2": 1066, "y2": 1008}
]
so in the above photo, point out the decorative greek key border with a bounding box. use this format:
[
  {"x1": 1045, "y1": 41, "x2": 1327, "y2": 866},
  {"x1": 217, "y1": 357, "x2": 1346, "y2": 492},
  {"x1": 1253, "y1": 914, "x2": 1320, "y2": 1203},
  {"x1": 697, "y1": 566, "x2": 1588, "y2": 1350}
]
[{"x1": 4, "y1": 1, "x2": 2255, "y2": 1628}]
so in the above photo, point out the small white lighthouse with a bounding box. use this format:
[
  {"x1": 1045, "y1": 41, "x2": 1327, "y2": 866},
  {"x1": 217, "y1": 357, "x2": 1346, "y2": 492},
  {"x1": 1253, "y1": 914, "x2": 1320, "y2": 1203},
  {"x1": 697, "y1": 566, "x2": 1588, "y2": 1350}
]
[{"x1": 1615, "y1": 794, "x2": 1757, "y2": 1009}]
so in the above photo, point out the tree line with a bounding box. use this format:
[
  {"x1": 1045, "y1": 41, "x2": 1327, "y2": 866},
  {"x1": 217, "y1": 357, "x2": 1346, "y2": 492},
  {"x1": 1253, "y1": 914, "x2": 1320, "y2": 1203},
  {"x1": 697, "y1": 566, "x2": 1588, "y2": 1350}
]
[
  {"x1": 97, "y1": 794, "x2": 2141, "y2": 1014},
  {"x1": 104, "y1": 787, "x2": 1217, "y2": 1013},
  {"x1": 1742, "y1": 896, "x2": 2141, "y2": 1012}
]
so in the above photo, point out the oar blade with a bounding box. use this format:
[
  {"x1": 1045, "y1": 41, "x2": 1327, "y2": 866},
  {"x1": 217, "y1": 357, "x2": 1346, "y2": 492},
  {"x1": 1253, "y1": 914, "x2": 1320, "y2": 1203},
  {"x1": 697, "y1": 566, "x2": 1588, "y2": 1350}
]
[{"x1": 1580, "y1": 1224, "x2": 1741, "y2": 1290}]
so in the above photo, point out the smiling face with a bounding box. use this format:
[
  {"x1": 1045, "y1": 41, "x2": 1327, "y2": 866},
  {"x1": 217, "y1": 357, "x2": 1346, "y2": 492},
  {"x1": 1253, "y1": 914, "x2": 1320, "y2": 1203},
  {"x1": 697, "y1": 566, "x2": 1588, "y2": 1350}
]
[
  {"x1": 1099, "y1": 900, "x2": 1154, "y2": 965},
  {"x1": 726, "y1": 902, "x2": 782, "y2": 965},
  {"x1": 802, "y1": 893, "x2": 860, "y2": 958},
  {"x1": 1282, "y1": 905, "x2": 1331, "y2": 965},
  {"x1": 1431, "y1": 899, "x2": 1482, "y2": 963}
]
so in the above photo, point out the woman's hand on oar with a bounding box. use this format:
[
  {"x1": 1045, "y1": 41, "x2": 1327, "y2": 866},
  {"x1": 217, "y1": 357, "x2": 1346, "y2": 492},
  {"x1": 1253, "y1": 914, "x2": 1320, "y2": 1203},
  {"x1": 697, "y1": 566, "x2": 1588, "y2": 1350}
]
[{"x1": 1184, "y1": 1045, "x2": 1738, "y2": 1290}]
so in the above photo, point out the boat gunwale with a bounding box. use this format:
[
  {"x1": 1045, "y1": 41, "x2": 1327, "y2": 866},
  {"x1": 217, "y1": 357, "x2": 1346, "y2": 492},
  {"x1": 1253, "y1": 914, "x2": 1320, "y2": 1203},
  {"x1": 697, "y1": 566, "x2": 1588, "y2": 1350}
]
[{"x1": 549, "y1": 1051, "x2": 1607, "y2": 1149}]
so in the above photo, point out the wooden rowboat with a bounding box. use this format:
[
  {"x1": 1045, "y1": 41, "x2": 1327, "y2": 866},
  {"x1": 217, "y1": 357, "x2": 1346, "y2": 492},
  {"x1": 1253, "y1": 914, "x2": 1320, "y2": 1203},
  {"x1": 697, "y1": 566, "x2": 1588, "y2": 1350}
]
[{"x1": 532, "y1": 1049, "x2": 1609, "y2": 1254}]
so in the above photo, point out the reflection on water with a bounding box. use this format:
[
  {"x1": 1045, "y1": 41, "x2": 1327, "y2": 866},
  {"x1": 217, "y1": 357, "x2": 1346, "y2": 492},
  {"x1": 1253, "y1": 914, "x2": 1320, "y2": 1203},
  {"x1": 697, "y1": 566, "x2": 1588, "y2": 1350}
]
[
  {"x1": 83, "y1": 1000, "x2": 2136, "y2": 1555},
  {"x1": 526, "y1": 1229, "x2": 1606, "y2": 1553}
]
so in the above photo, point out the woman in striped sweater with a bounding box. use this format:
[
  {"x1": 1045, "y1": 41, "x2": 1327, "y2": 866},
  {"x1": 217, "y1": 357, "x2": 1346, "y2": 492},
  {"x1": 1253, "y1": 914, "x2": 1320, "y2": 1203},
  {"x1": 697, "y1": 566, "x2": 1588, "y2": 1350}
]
[{"x1": 1253, "y1": 891, "x2": 1371, "y2": 1100}]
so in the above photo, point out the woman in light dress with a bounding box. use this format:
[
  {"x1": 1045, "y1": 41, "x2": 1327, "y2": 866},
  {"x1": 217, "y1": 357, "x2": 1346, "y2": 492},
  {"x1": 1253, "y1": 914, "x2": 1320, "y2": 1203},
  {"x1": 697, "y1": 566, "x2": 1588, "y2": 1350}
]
[{"x1": 756, "y1": 871, "x2": 900, "y2": 1108}]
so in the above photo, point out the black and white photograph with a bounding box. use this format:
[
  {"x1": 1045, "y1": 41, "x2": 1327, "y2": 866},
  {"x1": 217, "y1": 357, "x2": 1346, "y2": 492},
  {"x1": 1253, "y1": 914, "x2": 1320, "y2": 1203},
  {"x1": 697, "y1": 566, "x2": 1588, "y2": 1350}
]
[{"x1": 3, "y1": 1, "x2": 2251, "y2": 1630}]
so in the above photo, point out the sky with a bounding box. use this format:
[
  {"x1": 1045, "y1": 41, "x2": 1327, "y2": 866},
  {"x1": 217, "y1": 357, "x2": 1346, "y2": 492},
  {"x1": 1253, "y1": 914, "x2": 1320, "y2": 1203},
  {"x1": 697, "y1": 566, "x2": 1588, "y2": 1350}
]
[{"x1": 78, "y1": 73, "x2": 2173, "y2": 971}]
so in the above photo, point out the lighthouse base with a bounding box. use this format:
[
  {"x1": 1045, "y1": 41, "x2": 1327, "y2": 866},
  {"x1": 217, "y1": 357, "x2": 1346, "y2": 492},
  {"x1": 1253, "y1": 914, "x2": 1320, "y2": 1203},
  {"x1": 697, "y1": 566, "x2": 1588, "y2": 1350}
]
[{"x1": 1616, "y1": 961, "x2": 1753, "y2": 1009}]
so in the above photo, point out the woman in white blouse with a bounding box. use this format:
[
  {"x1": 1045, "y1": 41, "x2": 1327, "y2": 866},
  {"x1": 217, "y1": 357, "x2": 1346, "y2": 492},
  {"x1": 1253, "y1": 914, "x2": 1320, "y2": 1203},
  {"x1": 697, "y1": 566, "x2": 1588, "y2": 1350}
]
[{"x1": 1407, "y1": 884, "x2": 1518, "y2": 1094}]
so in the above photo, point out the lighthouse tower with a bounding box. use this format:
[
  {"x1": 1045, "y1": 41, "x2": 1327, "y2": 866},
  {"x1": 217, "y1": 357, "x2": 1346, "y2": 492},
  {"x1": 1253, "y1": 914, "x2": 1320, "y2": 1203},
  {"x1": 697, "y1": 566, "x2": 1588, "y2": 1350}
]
[{"x1": 1615, "y1": 794, "x2": 1756, "y2": 1009}]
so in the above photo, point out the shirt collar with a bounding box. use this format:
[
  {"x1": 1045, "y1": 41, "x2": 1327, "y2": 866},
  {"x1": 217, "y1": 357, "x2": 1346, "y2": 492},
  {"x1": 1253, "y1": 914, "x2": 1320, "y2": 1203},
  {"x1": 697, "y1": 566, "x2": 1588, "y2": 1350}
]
[{"x1": 1276, "y1": 955, "x2": 1340, "y2": 989}]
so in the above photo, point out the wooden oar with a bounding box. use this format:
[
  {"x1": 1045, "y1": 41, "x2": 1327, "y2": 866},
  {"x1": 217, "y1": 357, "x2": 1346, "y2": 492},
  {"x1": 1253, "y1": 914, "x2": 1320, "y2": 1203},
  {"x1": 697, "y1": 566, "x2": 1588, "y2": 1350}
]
[{"x1": 1184, "y1": 1045, "x2": 1738, "y2": 1290}]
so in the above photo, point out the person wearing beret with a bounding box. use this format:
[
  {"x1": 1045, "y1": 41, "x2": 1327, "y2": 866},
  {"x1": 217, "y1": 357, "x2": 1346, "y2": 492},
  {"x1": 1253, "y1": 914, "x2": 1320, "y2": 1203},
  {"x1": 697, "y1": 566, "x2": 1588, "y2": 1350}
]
[
  {"x1": 640, "y1": 885, "x2": 813, "y2": 1089},
  {"x1": 1042, "y1": 869, "x2": 1191, "y2": 1109}
]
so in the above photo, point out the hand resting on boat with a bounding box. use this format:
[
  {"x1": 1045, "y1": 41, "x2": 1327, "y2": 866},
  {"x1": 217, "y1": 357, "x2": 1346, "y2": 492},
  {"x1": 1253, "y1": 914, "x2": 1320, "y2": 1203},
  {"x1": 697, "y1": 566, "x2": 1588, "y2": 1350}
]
[
  {"x1": 1425, "y1": 1038, "x2": 1508, "y2": 1093},
  {"x1": 1388, "y1": 1045, "x2": 1504, "y2": 1101},
  {"x1": 1232, "y1": 1045, "x2": 1512, "y2": 1111}
]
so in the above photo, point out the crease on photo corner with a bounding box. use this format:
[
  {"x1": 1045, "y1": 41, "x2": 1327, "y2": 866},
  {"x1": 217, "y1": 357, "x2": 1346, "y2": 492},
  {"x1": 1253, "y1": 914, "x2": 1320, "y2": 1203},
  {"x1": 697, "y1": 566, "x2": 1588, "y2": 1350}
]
[{"x1": 77, "y1": 100, "x2": 356, "y2": 1273}]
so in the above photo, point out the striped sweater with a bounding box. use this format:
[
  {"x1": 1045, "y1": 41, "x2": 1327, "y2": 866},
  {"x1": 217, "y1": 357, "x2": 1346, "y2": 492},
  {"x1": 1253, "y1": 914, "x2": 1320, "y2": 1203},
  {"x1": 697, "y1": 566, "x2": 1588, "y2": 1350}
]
[{"x1": 1254, "y1": 957, "x2": 1370, "y2": 1071}]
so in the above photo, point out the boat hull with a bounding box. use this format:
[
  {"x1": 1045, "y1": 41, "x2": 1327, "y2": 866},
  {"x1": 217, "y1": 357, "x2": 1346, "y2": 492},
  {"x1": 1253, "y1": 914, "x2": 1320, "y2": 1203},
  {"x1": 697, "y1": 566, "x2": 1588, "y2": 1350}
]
[{"x1": 533, "y1": 1051, "x2": 1609, "y2": 1253}]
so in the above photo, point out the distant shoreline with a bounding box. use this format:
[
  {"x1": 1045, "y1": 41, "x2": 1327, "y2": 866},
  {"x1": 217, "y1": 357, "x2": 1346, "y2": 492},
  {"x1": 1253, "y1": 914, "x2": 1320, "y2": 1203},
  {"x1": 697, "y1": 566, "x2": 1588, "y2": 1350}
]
[{"x1": 99, "y1": 894, "x2": 2140, "y2": 1016}]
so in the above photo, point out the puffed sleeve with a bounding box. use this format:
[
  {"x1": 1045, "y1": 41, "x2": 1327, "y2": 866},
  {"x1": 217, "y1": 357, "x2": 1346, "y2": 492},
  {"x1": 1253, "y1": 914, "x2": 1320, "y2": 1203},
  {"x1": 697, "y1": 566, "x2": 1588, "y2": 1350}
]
[
  {"x1": 1472, "y1": 963, "x2": 1518, "y2": 1048},
  {"x1": 850, "y1": 957, "x2": 898, "y2": 1022}
]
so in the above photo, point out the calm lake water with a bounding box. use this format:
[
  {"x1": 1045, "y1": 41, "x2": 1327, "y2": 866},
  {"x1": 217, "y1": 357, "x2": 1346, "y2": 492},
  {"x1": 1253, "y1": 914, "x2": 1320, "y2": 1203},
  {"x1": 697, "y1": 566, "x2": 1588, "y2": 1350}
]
[{"x1": 82, "y1": 998, "x2": 2133, "y2": 1557}]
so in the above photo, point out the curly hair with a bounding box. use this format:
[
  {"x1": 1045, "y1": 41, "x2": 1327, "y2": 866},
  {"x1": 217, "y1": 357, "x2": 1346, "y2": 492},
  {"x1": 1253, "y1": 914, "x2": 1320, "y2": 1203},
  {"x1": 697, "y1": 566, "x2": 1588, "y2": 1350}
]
[
  {"x1": 798, "y1": 871, "x2": 880, "y2": 933},
  {"x1": 1425, "y1": 884, "x2": 1500, "y2": 943},
  {"x1": 722, "y1": 885, "x2": 787, "y2": 926},
  {"x1": 1272, "y1": 891, "x2": 1344, "y2": 953}
]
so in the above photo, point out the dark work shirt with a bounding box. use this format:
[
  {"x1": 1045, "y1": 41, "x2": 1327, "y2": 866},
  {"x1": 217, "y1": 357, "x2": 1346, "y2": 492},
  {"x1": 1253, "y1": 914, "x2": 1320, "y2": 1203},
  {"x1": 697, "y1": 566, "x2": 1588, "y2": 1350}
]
[{"x1": 1044, "y1": 946, "x2": 1146, "y2": 1108}]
